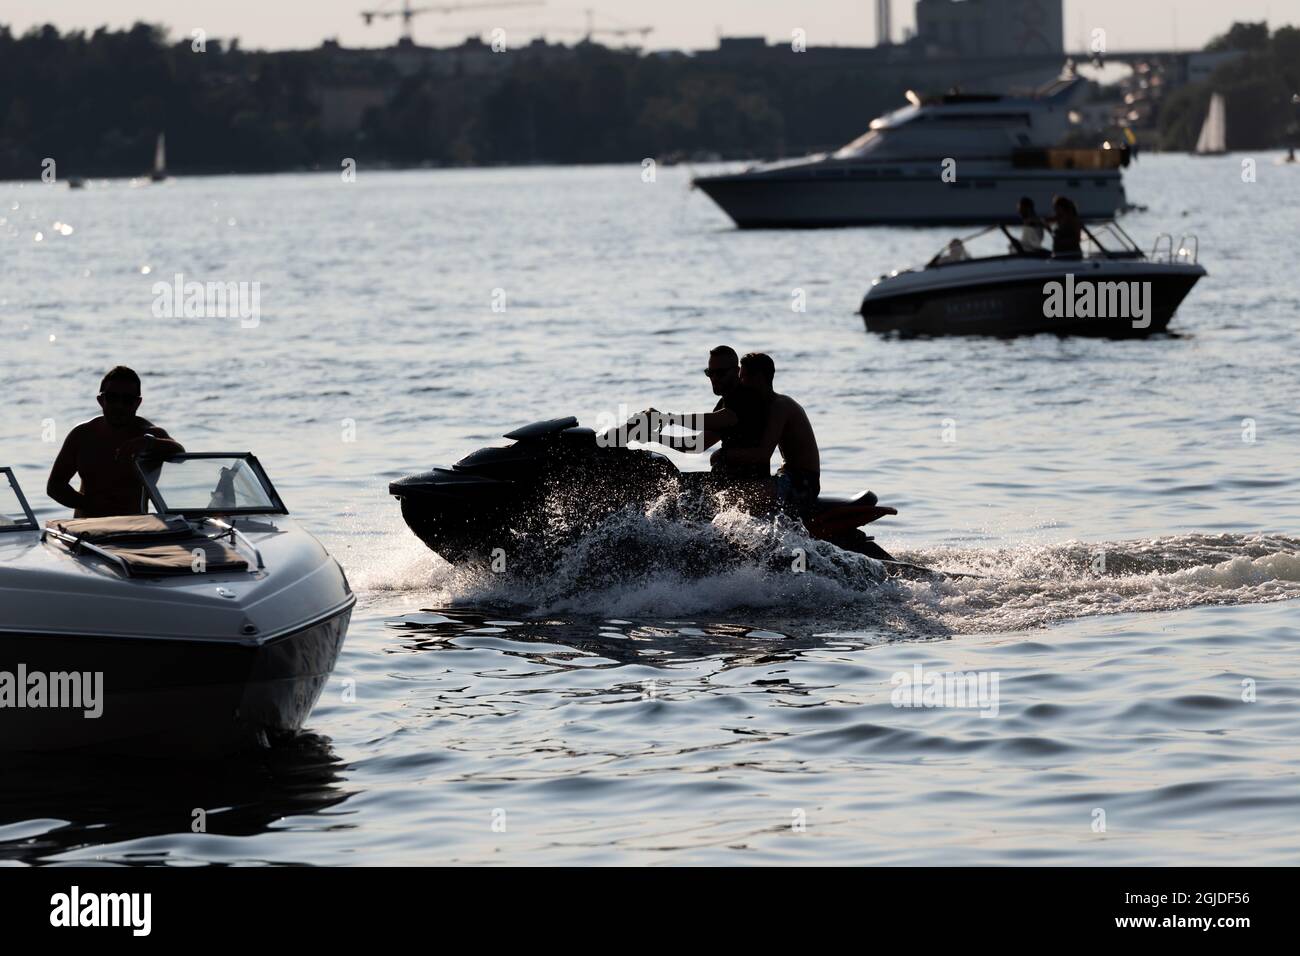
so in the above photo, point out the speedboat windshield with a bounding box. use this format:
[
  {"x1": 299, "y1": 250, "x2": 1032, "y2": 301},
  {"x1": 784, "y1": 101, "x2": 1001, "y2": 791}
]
[
  {"x1": 923, "y1": 220, "x2": 1145, "y2": 269},
  {"x1": 1080, "y1": 220, "x2": 1142, "y2": 257},
  {"x1": 0, "y1": 468, "x2": 38, "y2": 532},
  {"x1": 136, "y1": 453, "x2": 287, "y2": 517}
]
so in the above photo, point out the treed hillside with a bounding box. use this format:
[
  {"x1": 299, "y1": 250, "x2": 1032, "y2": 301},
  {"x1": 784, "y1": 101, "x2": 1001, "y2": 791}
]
[
  {"x1": 1158, "y1": 23, "x2": 1300, "y2": 151},
  {"x1": 2, "y1": 20, "x2": 1297, "y2": 180},
  {"x1": 0, "y1": 22, "x2": 895, "y2": 179}
]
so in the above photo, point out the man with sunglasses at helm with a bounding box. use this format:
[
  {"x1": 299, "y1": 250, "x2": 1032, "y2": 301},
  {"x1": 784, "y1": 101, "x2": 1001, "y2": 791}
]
[
  {"x1": 634, "y1": 345, "x2": 770, "y2": 483},
  {"x1": 46, "y1": 366, "x2": 185, "y2": 518}
]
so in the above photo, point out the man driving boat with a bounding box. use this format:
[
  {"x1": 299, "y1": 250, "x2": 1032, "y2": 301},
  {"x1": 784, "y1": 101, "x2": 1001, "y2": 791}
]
[{"x1": 46, "y1": 366, "x2": 185, "y2": 518}]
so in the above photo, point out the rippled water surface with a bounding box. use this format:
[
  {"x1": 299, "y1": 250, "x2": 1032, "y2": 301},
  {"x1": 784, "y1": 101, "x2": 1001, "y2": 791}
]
[{"x1": 2, "y1": 154, "x2": 1298, "y2": 864}]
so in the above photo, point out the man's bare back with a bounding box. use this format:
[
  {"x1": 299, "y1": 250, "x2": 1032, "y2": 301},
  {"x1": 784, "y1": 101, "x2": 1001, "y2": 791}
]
[
  {"x1": 719, "y1": 353, "x2": 823, "y2": 516},
  {"x1": 724, "y1": 355, "x2": 820, "y2": 477},
  {"x1": 765, "y1": 393, "x2": 820, "y2": 474},
  {"x1": 724, "y1": 391, "x2": 820, "y2": 475}
]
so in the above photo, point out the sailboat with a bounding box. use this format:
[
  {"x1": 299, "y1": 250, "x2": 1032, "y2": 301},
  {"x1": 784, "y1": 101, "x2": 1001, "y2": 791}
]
[
  {"x1": 1194, "y1": 93, "x2": 1227, "y2": 155},
  {"x1": 149, "y1": 132, "x2": 168, "y2": 181}
]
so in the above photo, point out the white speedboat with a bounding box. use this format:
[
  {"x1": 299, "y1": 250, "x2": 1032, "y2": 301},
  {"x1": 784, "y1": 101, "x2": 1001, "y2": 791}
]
[
  {"x1": 693, "y1": 75, "x2": 1129, "y2": 227},
  {"x1": 0, "y1": 454, "x2": 353, "y2": 756},
  {"x1": 859, "y1": 221, "x2": 1206, "y2": 337}
]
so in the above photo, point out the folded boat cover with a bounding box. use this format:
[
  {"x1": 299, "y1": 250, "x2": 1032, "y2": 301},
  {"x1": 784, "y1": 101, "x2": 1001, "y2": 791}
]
[
  {"x1": 99, "y1": 539, "x2": 249, "y2": 575},
  {"x1": 46, "y1": 516, "x2": 249, "y2": 575},
  {"x1": 47, "y1": 514, "x2": 192, "y2": 544}
]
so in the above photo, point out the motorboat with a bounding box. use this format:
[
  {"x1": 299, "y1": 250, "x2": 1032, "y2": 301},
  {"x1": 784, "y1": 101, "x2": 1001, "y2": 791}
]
[
  {"x1": 391, "y1": 416, "x2": 914, "y2": 572},
  {"x1": 0, "y1": 454, "x2": 353, "y2": 756},
  {"x1": 693, "y1": 75, "x2": 1129, "y2": 227},
  {"x1": 859, "y1": 220, "x2": 1206, "y2": 337}
]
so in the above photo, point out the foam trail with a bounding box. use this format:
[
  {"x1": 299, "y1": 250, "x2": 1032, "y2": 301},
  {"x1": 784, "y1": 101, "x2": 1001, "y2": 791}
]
[{"x1": 349, "y1": 487, "x2": 1300, "y2": 634}]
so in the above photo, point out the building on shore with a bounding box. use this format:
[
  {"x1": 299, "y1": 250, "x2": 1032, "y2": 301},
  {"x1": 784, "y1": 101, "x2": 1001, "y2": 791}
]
[{"x1": 914, "y1": 0, "x2": 1064, "y2": 58}]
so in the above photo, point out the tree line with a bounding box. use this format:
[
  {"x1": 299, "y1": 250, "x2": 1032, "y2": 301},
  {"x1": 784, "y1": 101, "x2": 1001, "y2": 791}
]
[
  {"x1": 1, "y1": 20, "x2": 1296, "y2": 180},
  {"x1": 1157, "y1": 23, "x2": 1300, "y2": 151}
]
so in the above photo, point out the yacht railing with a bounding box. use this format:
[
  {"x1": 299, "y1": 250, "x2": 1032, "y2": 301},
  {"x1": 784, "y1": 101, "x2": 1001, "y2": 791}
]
[
  {"x1": 1151, "y1": 234, "x2": 1174, "y2": 262},
  {"x1": 1149, "y1": 233, "x2": 1199, "y2": 264}
]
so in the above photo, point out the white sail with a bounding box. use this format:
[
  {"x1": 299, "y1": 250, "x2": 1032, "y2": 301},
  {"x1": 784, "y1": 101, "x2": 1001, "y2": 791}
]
[
  {"x1": 1195, "y1": 93, "x2": 1226, "y2": 155},
  {"x1": 153, "y1": 133, "x2": 166, "y2": 174}
]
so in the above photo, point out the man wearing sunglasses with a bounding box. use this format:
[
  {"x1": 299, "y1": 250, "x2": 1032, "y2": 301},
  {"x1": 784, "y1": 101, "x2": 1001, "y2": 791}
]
[
  {"x1": 636, "y1": 345, "x2": 770, "y2": 482},
  {"x1": 46, "y1": 366, "x2": 185, "y2": 518}
]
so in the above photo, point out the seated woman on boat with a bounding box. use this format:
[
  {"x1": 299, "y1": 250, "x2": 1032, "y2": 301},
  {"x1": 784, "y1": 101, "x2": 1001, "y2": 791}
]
[
  {"x1": 935, "y1": 238, "x2": 970, "y2": 264},
  {"x1": 1050, "y1": 195, "x2": 1082, "y2": 257}
]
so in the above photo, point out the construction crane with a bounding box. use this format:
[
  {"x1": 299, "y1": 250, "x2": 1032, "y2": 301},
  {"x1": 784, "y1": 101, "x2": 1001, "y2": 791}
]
[
  {"x1": 360, "y1": 0, "x2": 546, "y2": 44},
  {"x1": 579, "y1": 8, "x2": 651, "y2": 44},
  {"x1": 528, "y1": 8, "x2": 653, "y2": 45}
]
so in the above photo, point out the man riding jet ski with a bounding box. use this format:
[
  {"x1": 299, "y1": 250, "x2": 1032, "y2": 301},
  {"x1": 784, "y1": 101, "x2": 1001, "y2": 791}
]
[
  {"x1": 389, "y1": 414, "x2": 901, "y2": 572},
  {"x1": 389, "y1": 348, "x2": 953, "y2": 577},
  {"x1": 631, "y1": 350, "x2": 823, "y2": 524}
]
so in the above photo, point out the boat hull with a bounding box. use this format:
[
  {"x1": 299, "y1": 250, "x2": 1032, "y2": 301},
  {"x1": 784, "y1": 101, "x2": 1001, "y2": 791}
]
[
  {"x1": 0, "y1": 604, "x2": 352, "y2": 757},
  {"x1": 694, "y1": 169, "x2": 1127, "y2": 228},
  {"x1": 861, "y1": 267, "x2": 1204, "y2": 337}
]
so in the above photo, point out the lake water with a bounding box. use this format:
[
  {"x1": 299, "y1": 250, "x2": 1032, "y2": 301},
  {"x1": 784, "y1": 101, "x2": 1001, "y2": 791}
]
[{"x1": 2, "y1": 154, "x2": 1298, "y2": 864}]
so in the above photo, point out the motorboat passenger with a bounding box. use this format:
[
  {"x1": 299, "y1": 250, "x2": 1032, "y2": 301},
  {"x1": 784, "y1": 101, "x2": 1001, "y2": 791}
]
[
  {"x1": 1016, "y1": 196, "x2": 1048, "y2": 254},
  {"x1": 936, "y1": 239, "x2": 970, "y2": 264},
  {"x1": 1051, "y1": 195, "x2": 1083, "y2": 257}
]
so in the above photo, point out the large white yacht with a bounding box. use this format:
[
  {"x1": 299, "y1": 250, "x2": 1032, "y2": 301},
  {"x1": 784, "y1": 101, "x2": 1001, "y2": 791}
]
[{"x1": 693, "y1": 75, "x2": 1129, "y2": 227}]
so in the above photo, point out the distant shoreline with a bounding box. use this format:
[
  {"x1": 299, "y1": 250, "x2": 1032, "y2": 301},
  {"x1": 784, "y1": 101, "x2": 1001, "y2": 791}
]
[{"x1": 9, "y1": 147, "x2": 1299, "y2": 190}]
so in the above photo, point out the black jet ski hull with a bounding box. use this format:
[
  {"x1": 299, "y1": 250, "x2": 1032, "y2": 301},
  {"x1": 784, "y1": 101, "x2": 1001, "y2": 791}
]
[{"x1": 391, "y1": 418, "x2": 901, "y2": 570}]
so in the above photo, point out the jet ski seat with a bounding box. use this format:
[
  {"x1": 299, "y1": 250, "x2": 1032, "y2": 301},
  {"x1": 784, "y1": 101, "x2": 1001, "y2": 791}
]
[
  {"x1": 44, "y1": 515, "x2": 249, "y2": 576},
  {"x1": 811, "y1": 489, "x2": 879, "y2": 511}
]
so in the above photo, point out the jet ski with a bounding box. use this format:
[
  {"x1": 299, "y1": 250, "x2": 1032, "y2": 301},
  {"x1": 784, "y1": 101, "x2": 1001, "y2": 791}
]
[
  {"x1": 860, "y1": 220, "x2": 1206, "y2": 337},
  {"x1": 390, "y1": 416, "x2": 915, "y2": 573},
  {"x1": 0, "y1": 454, "x2": 353, "y2": 757}
]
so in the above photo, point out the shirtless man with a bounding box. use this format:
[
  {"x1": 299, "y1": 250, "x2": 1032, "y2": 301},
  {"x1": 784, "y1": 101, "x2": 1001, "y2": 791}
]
[
  {"x1": 718, "y1": 352, "x2": 821, "y2": 517},
  {"x1": 47, "y1": 366, "x2": 185, "y2": 518}
]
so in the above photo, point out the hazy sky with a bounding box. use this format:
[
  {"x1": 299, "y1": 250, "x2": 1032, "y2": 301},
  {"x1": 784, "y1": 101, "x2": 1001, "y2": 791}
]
[{"x1": 7, "y1": 0, "x2": 1298, "y2": 52}]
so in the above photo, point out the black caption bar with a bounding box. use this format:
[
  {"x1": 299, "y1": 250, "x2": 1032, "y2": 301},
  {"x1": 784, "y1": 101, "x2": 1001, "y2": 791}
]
[{"x1": 0, "y1": 867, "x2": 1279, "y2": 942}]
